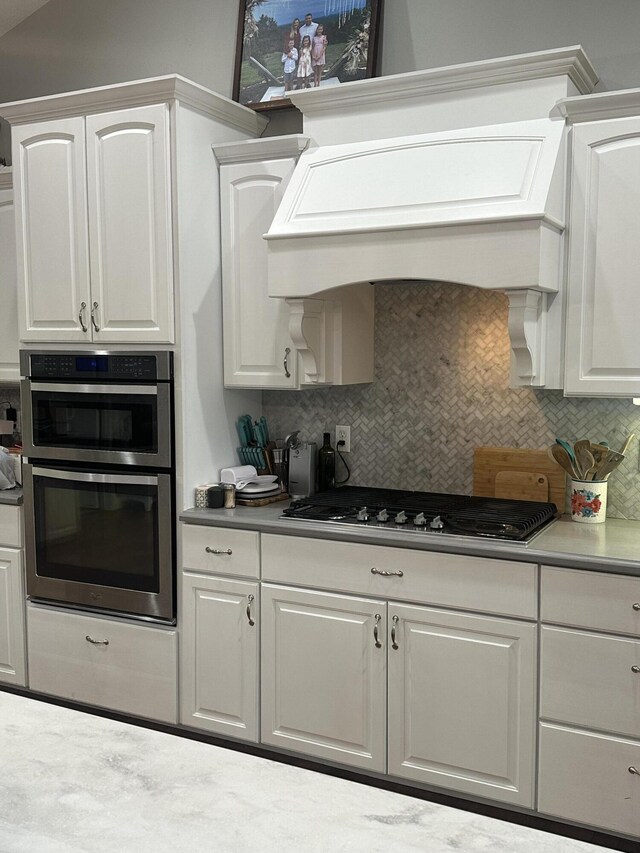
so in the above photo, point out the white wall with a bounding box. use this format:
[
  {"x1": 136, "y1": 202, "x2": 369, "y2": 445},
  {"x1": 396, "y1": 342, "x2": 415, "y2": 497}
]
[{"x1": 1, "y1": 0, "x2": 640, "y2": 154}]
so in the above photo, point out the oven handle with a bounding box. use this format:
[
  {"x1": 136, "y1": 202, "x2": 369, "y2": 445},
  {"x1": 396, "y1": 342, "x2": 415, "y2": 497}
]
[
  {"x1": 29, "y1": 382, "x2": 158, "y2": 396},
  {"x1": 30, "y1": 467, "x2": 158, "y2": 486}
]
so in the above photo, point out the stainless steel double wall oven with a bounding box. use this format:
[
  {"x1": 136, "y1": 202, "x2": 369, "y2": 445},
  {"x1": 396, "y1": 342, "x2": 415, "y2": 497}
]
[{"x1": 21, "y1": 351, "x2": 175, "y2": 622}]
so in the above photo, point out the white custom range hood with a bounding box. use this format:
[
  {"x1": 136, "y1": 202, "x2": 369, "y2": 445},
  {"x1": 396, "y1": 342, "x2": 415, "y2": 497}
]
[{"x1": 266, "y1": 46, "x2": 598, "y2": 388}]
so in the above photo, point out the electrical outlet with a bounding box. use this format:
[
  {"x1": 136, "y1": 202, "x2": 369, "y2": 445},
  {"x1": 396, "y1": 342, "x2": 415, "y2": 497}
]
[{"x1": 336, "y1": 425, "x2": 351, "y2": 453}]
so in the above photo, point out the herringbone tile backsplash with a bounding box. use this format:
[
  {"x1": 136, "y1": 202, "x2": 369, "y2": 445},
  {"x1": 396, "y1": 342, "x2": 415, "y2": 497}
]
[{"x1": 262, "y1": 282, "x2": 640, "y2": 519}]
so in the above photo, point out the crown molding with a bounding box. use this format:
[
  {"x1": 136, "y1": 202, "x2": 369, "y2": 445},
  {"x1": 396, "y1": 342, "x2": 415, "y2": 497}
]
[
  {"x1": 0, "y1": 74, "x2": 268, "y2": 135},
  {"x1": 558, "y1": 88, "x2": 640, "y2": 123},
  {"x1": 287, "y1": 46, "x2": 598, "y2": 117},
  {"x1": 213, "y1": 134, "x2": 310, "y2": 165}
]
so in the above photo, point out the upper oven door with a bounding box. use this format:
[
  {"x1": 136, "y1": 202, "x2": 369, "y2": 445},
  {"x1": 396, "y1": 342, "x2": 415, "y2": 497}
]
[{"x1": 21, "y1": 380, "x2": 172, "y2": 468}]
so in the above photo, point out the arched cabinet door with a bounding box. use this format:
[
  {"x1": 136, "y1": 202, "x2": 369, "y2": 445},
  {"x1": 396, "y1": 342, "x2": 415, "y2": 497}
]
[
  {"x1": 85, "y1": 104, "x2": 174, "y2": 344},
  {"x1": 564, "y1": 116, "x2": 640, "y2": 396},
  {"x1": 13, "y1": 118, "x2": 91, "y2": 342}
]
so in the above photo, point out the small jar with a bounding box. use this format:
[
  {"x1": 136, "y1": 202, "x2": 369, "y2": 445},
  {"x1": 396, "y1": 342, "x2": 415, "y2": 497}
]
[{"x1": 222, "y1": 483, "x2": 236, "y2": 508}]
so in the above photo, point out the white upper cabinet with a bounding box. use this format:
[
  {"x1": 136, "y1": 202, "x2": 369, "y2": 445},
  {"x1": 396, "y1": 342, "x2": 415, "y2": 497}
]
[
  {"x1": 561, "y1": 94, "x2": 640, "y2": 396},
  {"x1": 0, "y1": 170, "x2": 19, "y2": 381},
  {"x1": 11, "y1": 104, "x2": 173, "y2": 344},
  {"x1": 216, "y1": 138, "x2": 305, "y2": 389}
]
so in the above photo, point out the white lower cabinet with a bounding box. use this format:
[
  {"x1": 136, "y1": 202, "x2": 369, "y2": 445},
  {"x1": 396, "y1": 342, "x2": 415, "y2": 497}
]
[
  {"x1": 180, "y1": 572, "x2": 259, "y2": 741},
  {"x1": 259, "y1": 583, "x2": 536, "y2": 803},
  {"x1": 27, "y1": 604, "x2": 178, "y2": 723},
  {"x1": 387, "y1": 603, "x2": 537, "y2": 806},
  {"x1": 0, "y1": 546, "x2": 26, "y2": 686},
  {"x1": 538, "y1": 723, "x2": 640, "y2": 837},
  {"x1": 260, "y1": 584, "x2": 386, "y2": 771}
]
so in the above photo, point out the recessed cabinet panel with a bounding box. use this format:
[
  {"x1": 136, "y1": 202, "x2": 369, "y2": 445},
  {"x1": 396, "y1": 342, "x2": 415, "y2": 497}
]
[
  {"x1": 565, "y1": 117, "x2": 640, "y2": 395},
  {"x1": 180, "y1": 573, "x2": 259, "y2": 741},
  {"x1": 13, "y1": 118, "x2": 90, "y2": 341},
  {"x1": 86, "y1": 105, "x2": 174, "y2": 343},
  {"x1": 261, "y1": 584, "x2": 386, "y2": 771},
  {"x1": 0, "y1": 548, "x2": 26, "y2": 686},
  {"x1": 388, "y1": 603, "x2": 536, "y2": 806},
  {"x1": 221, "y1": 159, "x2": 298, "y2": 388}
]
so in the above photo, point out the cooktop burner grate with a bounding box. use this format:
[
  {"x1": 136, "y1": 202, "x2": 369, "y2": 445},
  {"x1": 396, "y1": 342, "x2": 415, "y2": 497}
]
[{"x1": 282, "y1": 486, "x2": 558, "y2": 542}]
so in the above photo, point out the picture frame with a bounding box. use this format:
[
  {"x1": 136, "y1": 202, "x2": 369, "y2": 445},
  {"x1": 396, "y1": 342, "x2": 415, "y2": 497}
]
[{"x1": 233, "y1": 0, "x2": 383, "y2": 111}]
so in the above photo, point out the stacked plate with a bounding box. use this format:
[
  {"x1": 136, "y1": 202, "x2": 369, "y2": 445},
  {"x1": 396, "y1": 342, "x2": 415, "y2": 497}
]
[{"x1": 236, "y1": 474, "x2": 281, "y2": 499}]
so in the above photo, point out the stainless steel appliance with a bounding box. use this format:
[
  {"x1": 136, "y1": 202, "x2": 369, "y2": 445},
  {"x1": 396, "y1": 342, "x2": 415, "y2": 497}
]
[
  {"x1": 21, "y1": 351, "x2": 175, "y2": 622},
  {"x1": 282, "y1": 486, "x2": 558, "y2": 543},
  {"x1": 287, "y1": 440, "x2": 317, "y2": 499}
]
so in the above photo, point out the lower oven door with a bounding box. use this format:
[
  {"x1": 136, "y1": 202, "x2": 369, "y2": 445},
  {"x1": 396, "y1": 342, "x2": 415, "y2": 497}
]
[{"x1": 23, "y1": 464, "x2": 174, "y2": 622}]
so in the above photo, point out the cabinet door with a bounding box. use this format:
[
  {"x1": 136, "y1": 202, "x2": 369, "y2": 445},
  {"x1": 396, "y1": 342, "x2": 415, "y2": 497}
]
[
  {"x1": 12, "y1": 118, "x2": 91, "y2": 342},
  {"x1": 0, "y1": 547, "x2": 26, "y2": 686},
  {"x1": 388, "y1": 603, "x2": 536, "y2": 806},
  {"x1": 220, "y1": 158, "x2": 297, "y2": 388},
  {"x1": 86, "y1": 104, "x2": 174, "y2": 343},
  {"x1": 0, "y1": 183, "x2": 19, "y2": 380},
  {"x1": 181, "y1": 573, "x2": 259, "y2": 742},
  {"x1": 261, "y1": 584, "x2": 386, "y2": 771},
  {"x1": 565, "y1": 116, "x2": 640, "y2": 395}
]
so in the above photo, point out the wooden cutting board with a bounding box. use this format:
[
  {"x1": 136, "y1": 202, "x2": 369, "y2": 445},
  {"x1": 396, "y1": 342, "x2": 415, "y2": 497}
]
[{"x1": 473, "y1": 447, "x2": 566, "y2": 509}]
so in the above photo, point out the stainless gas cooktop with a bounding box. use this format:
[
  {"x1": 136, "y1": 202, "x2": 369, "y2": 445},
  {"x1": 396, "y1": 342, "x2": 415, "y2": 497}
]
[{"x1": 282, "y1": 486, "x2": 558, "y2": 543}]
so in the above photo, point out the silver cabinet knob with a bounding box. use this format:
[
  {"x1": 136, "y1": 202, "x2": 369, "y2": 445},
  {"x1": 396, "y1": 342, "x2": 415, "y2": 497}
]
[
  {"x1": 629, "y1": 766, "x2": 639, "y2": 775},
  {"x1": 373, "y1": 613, "x2": 382, "y2": 648},
  {"x1": 86, "y1": 635, "x2": 109, "y2": 646},
  {"x1": 371, "y1": 567, "x2": 404, "y2": 577},
  {"x1": 634, "y1": 603, "x2": 640, "y2": 611},
  {"x1": 205, "y1": 547, "x2": 232, "y2": 555},
  {"x1": 632, "y1": 665, "x2": 640, "y2": 674},
  {"x1": 91, "y1": 301, "x2": 100, "y2": 332},
  {"x1": 246, "y1": 594, "x2": 255, "y2": 626},
  {"x1": 78, "y1": 301, "x2": 88, "y2": 333}
]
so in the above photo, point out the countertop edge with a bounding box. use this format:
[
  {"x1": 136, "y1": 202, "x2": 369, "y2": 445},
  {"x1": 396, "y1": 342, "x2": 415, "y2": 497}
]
[
  {"x1": 0, "y1": 487, "x2": 23, "y2": 506},
  {"x1": 179, "y1": 507, "x2": 640, "y2": 578}
]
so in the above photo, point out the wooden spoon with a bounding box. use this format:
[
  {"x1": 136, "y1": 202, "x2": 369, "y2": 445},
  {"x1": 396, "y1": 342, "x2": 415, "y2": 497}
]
[
  {"x1": 573, "y1": 439, "x2": 595, "y2": 481},
  {"x1": 619, "y1": 433, "x2": 635, "y2": 457},
  {"x1": 549, "y1": 444, "x2": 579, "y2": 479},
  {"x1": 595, "y1": 449, "x2": 626, "y2": 480}
]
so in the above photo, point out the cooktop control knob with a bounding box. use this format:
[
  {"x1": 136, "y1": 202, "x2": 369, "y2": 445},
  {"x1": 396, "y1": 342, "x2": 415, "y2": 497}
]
[
  {"x1": 414, "y1": 512, "x2": 427, "y2": 526},
  {"x1": 356, "y1": 507, "x2": 369, "y2": 522},
  {"x1": 395, "y1": 510, "x2": 408, "y2": 524},
  {"x1": 430, "y1": 514, "x2": 445, "y2": 530},
  {"x1": 376, "y1": 509, "x2": 389, "y2": 522}
]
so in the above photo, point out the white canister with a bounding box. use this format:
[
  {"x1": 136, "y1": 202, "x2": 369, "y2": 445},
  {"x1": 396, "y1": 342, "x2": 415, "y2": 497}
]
[{"x1": 570, "y1": 479, "x2": 608, "y2": 523}]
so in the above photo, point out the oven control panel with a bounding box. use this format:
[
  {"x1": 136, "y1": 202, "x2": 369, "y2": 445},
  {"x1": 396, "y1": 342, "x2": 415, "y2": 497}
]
[{"x1": 24, "y1": 352, "x2": 173, "y2": 381}]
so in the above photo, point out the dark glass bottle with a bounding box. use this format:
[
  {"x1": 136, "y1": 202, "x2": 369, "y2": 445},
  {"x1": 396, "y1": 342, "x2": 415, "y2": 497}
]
[{"x1": 317, "y1": 432, "x2": 336, "y2": 491}]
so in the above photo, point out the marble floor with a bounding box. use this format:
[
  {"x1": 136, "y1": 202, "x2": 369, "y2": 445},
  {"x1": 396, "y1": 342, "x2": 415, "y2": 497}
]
[{"x1": 0, "y1": 692, "x2": 616, "y2": 853}]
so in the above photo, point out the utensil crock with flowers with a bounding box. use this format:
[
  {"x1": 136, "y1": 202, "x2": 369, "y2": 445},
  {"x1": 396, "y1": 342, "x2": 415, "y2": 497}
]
[{"x1": 570, "y1": 479, "x2": 607, "y2": 524}]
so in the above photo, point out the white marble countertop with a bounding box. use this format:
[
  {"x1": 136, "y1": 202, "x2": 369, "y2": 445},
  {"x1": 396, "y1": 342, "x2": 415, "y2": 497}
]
[{"x1": 180, "y1": 504, "x2": 640, "y2": 576}]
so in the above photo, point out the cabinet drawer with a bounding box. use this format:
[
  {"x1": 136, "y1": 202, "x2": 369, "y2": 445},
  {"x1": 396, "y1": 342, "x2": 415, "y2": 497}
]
[
  {"x1": 541, "y1": 626, "x2": 640, "y2": 737},
  {"x1": 541, "y1": 566, "x2": 640, "y2": 636},
  {"x1": 27, "y1": 605, "x2": 177, "y2": 723},
  {"x1": 262, "y1": 535, "x2": 537, "y2": 618},
  {"x1": 181, "y1": 524, "x2": 259, "y2": 579},
  {"x1": 0, "y1": 505, "x2": 21, "y2": 548},
  {"x1": 539, "y1": 722, "x2": 640, "y2": 837}
]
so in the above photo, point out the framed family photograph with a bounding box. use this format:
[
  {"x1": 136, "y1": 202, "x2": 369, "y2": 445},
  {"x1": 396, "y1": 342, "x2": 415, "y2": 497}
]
[{"x1": 233, "y1": 0, "x2": 383, "y2": 111}]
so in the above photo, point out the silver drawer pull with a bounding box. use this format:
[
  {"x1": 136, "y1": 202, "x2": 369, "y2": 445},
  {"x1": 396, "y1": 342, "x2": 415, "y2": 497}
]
[
  {"x1": 391, "y1": 614, "x2": 400, "y2": 650},
  {"x1": 78, "y1": 301, "x2": 88, "y2": 333},
  {"x1": 91, "y1": 301, "x2": 100, "y2": 332},
  {"x1": 205, "y1": 547, "x2": 232, "y2": 555},
  {"x1": 632, "y1": 665, "x2": 640, "y2": 674},
  {"x1": 373, "y1": 613, "x2": 382, "y2": 648},
  {"x1": 634, "y1": 603, "x2": 640, "y2": 611},
  {"x1": 85, "y1": 635, "x2": 109, "y2": 646},
  {"x1": 246, "y1": 594, "x2": 255, "y2": 626},
  {"x1": 371, "y1": 567, "x2": 404, "y2": 577},
  {"x1": 283, "y1": 347, "x2": 291, "y2": 378},
  {"x1": 629, "y1": 766, "x2": 639, "y2": 775}
]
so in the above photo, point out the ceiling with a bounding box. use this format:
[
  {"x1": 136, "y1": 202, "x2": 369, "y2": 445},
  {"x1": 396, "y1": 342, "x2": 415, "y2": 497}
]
[{"x1": 0, "y1": 0, "x2": 52, "y2": 38}]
